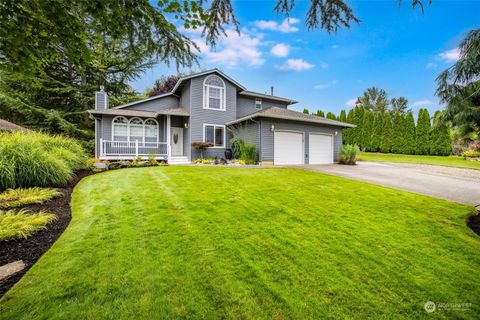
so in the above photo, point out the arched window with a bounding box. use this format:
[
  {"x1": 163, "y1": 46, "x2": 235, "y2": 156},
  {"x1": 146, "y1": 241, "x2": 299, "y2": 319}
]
[
  {"x1": 129, "y1": 118, "x2": 144, "y2": 142},
  {"x1": 203, "y1": 75, "x2": 225, "y2": 111},
  {"x1": 112, "y1": 116, "x2": 128, "y2": 141},
  {"x1": 144, "y1": 118, "x2": 159, "y2": 143}
]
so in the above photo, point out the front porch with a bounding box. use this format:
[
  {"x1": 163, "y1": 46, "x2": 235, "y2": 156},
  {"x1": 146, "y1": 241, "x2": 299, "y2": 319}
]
[{"x1": 95, "y1": 111, "x2": 189, "y2": 162}]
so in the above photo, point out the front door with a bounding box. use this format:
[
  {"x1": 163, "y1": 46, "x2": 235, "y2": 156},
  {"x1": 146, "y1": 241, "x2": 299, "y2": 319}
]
[{"x1": 171, "y1": 127, "x2": 183, "y2": 156}]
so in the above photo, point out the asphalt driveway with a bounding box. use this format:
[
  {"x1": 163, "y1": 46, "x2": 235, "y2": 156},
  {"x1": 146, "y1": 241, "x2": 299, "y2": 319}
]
[{"x1": 306, "y1": 161, "x2": 480, "y2": 206}]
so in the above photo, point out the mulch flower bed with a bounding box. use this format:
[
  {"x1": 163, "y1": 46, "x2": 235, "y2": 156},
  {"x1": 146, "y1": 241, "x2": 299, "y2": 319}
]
[{"x1": 0, "y1": 170, "x2": 93, "y2": 297}]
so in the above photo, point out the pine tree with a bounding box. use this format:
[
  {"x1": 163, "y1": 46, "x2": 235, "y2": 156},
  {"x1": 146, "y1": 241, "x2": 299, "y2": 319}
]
[
  {"x1": 339, "y1": 109, "x2": 347, "y2": 122},
  {"x1": 430, "y1": 111, "x2": 452, "y2": 155},
  {"x1": 361, "y1": 110, "x2": 374, "y2": 151},
  {"x1": 403, "y1": 111, "x2": 416, "y2": 154},
  {"x1": 391, "y1": 112, "x2": 405, "y2": 154},
  {"x1": 343, "y1": 109, "x2": 354, "y2": 145},
  {"x1": 303, "y1": 108, "x2": 310, "y2": 114},
  {"x1": 371, "y1": 111, "x2": 384, "y2": 152},
  {"x1": 316, "y1": 110, "x2": 325, "y2": 117},
  {"x1": 380, "y1": 112, "x2": 393, "y2": 153},
  {"x1": 415, "y1": 109, "x2": 431, "y2": 155}
]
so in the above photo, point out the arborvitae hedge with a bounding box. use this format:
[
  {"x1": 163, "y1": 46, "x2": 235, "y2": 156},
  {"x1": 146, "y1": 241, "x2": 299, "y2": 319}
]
[
  {"x1": 380, "y1": 112, "x2": 393, "y2": 152},
  {"x1": 415, "y1": 109, "x2": 431, "y2": 155},
  {"x1": 340, "y1": 106, "x2": 451, "y2": 156},
  {"x1": 361, "y1": 110, "x2": 374, "y2": 151},
  {"x1": 403, "y1": 112, "x2": 416, "y2": 154},
  {"x1": 391, "y1": 112, "x2": 405, "y2": 154},
  {"x1": 430, "y1": 111, "x2": 452, "y2": 156},
  {"x1": 371, "y1": 112, "x2": 383, "y2": 151},
  {"x1": 339, "y1": 110, "x2": 347, "y2": 122},
  {"x1": 326, "y1": 112, "x2": 337, "y2": 120}
]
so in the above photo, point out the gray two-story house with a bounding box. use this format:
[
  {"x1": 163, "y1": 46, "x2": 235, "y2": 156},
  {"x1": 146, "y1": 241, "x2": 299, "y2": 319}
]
[{"x1": 88, "y1": 69, "x2": 354, "y2": 165}]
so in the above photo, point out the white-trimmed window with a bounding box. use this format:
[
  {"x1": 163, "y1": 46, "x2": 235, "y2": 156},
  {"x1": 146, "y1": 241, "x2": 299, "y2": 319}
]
[
  {"x1": 129, "y1": 118, "x2": 144, "y2": 142},
  {"x1": 203, "y1": 124, "x2": 225, "y2": 148},
  {"x1": 255, "y1": 98, "x2": 262, "y2": 109},
  {"x1": 111, "y1": 117, "x2": 158, "y2": 143},
  {"x1": 112, "y1": 116, "x2": 128, "y2": 141},
  {"x1": 144, "y1": 119, "x2": 159, "y2": 142},
  {"x1": 203, "y1": 75, "x2": 226, "y2": 111}
]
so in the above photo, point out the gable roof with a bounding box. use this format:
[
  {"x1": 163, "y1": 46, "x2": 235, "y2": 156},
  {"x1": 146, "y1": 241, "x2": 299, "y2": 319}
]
[
  {"x1": 226, "y1": 107, "x2": 355, "y2": 128},
  {"x1": 113, "y1": 92, "x2": 178, "y2": 109},
  {"x1": 88, "y1": 107, "x2": 189, "y2": 118},
  {"x1": 172, "y1": 69, "x2": 247, "y2": 93}
]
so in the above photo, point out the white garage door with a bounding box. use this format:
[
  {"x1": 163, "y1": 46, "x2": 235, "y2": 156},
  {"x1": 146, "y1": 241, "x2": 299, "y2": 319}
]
[
  {"x1": 309, "y1": 133, "x2": 333, "y2": 164},
  {"x1": 274, "y1": 131, "x2": 304, "y2": 165}
]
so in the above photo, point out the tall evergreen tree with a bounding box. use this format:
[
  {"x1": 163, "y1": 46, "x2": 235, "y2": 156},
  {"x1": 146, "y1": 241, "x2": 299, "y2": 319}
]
[
  {"x1": 344, "y1": 109, "x2": 354, "y2": 145},
  {"x1": 430, "y1": 111, "x2": 452, "y2": 155},
  {"x1": 403, "y1": 111, "x2": 416, "y2": 154},
  {"x1": 339, "y1": 109, "x2": 347, "y2": 122},
  {"x1": 356, "y1": 87, "x2": 389, "y2": 113},
  {"x1": 352, "y1": 106, "x2": 365, "y2": 147},
  {"x1": 361, "y1": 110, "x2": 374, "y2": 151},
  {"x1": 380, "y1": 112, "x2": 393, "y2": 153},
  {"x1": 371, "y1": 111, "x2": 384, "y2": 152},
  {"x1": 391, "y1": 112, "x2": 405, "y2": 153},
  {"x1": 415, "y1": 109, "x2": 431, "y2": 154},
  {"x1": 326, "y1": 112, "x2": 337, "y2": 120},
  {"x1": 316, "y1": 110, "x2": 325, "y2": 117},
  {"x1": 303, "y1": 108, "x2": 310, "y2": 114}
]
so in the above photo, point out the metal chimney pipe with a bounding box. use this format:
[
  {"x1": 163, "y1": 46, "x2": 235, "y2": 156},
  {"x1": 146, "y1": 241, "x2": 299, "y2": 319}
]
[{"x1": 270, "y1": 86, "x2": 274, "y2": 96}]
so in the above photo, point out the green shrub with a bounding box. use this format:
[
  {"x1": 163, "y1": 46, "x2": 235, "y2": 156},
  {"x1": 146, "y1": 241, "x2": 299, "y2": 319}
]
[
  {"x1": 339, "y1": 144, "x2": 360, "y2": 165},
  {"x1": 240, "y1": 143, "x2": 257, "y2": 164},
  {"x1": 0, "y1": 209, "x2": 56, "y2": 242},
  {"x1": 462, "y1": 150, "x2": 480, "y2": 158},
  {"x1": 230, "y1": 137, "x2": 243, "y2": 159},
  {"x1": 0, "y1": 131, "x2": 87, "y2": 191},
  {"x1": 0, "y1": 188, "x2": 61, "y2": 209}
]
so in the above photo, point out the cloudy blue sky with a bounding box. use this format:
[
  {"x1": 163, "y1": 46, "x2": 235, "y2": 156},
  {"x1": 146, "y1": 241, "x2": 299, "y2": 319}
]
[{"x1": 132, "y1": 0, "x2": 480, "y2": 116}]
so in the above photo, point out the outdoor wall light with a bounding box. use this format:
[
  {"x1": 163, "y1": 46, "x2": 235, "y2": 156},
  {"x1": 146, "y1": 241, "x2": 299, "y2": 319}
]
[
  {"x1": 184, "y1": 122, "x2": 189, "y2": 129},
  {"x1": 334, "y1": 131, "x2": 338, "y2": 136},
  {"x1": 270, "y1": 124, "x2": 275, "y2": 131}
]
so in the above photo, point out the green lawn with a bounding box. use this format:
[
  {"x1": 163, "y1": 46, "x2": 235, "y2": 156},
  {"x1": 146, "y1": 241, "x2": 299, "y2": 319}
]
[
  {"x1": 359, "y1": 152, "x2": 480, "y2": 170},
  {"x1": 1, "y1": 167, "x2": 479, "y2": 319}
]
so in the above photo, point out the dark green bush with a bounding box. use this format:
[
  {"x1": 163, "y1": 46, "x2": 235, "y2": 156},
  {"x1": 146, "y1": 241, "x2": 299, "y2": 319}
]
[
  {"x1": 240, "y1": 143, "x2": 257, "y2": 164},
  {"x1": 0, "y1": 131, "x2": 87, "y2": 191}
]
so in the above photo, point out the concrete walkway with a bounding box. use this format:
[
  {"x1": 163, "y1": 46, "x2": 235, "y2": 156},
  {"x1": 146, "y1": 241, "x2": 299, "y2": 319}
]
[{"x1": 305, "y1": 161, "x2": 480, "y2": 206}]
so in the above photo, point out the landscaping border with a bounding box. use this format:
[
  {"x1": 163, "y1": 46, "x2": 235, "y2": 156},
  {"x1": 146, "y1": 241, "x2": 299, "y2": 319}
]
[{"x1": 0, "y1": 170, "x2": 92, "y2": 297}]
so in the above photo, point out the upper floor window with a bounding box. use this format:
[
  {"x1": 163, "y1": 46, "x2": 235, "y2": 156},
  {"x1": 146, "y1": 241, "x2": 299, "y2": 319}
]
[
  {"x1": 255, "y1": 98, "x2": 262, "y2": 109},
  {"x1": 203, "y1": 75, "x2": 225, "y2": 111}
]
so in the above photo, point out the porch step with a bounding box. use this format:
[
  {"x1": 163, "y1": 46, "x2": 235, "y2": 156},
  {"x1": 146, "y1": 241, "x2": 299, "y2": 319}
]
[{"x1": 169, "y1": 156, "x2": 190, "y2": 165}]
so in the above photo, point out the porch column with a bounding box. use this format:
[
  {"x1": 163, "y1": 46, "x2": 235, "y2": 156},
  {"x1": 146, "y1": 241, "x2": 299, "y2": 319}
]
[{"x1": 166, "y1": 115, "x2": 171, "y2": 158}]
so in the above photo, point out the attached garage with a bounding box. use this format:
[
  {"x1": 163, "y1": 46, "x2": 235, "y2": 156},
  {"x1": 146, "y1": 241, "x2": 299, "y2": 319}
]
[
  {"x1": 309, "y1": 133, "x2": 334, "y2": 164},
  {"x1": 274, "y1": 131, "x2": 304, "y2": 165}
]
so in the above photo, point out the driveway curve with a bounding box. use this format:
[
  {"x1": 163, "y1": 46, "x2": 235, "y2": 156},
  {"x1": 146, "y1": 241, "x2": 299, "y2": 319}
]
[{"x1": 306, "y1": 161, "x2": 480, "y2": 206}]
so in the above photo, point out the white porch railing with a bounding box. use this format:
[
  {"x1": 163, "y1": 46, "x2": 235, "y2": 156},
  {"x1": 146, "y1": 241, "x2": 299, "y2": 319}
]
[{"x1": 100, "y1": 139, "x2": 168, "y2": 158}]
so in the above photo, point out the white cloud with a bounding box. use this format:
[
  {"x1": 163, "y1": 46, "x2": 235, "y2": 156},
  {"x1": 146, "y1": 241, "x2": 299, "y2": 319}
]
[
  {"x1": 426, "y1": 62, "x2": 438, "y2": 68},
  {"x1": 270, "y1": 43, "x2": 290, "y2": 57},
  {"x1": 346, "y1": 98, "x2": 357, "y2": 107},
  {"x1": 412, "y1": 100, "x2": 433, "y2": 107},
  {"x1": 314, "y1": 80, "x2": 337, "y2": 90},
  {"x1": 275, "y1": 59, "x2": 314, "y2": 71},
  {"x1": 437, "y1": 48, "x2": 460, "y2": 63},
  {"x1": 255, "y1": 18, "x2": 300, "y2": 33},
  {"x1": 192, "y1": 28, "x2": 265, "y2": 67}
]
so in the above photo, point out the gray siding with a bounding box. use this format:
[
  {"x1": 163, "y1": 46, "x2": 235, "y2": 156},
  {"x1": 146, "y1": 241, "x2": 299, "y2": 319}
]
[
  {"x1": 127, "y1": 96, "x2": 179, "y2": 112},
  {"x1": 236, "y1": 97, "x2": 288, "y2": 118},
  {"x1": 189, "y1": 74, "x2": 237, "y2": 159},
  {"x1": 260, "y1": 118, "x2": 343, "y2": 163},
  {"x1": 180, "y1": 81, "x2": 191, "y2": 158}
]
